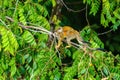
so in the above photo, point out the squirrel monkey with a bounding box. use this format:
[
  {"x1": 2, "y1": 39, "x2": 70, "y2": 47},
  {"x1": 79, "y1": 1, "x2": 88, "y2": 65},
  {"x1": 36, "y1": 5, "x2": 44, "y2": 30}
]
[
  {"x1": 54, "y1": 26, "x2": 84, "y2": 49},
  {"x1": 54, "y1": 26, "x2": 105, "y2": 54}
]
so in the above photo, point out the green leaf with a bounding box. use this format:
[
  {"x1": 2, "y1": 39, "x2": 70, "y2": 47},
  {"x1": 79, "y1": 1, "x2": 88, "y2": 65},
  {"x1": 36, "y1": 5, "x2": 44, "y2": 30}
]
[
  {"x1": 10, "y1": 64, "x2": 16, "y2": 77},
  {"x1": 22, "y1": 30, "x2": 37, "y2": 46},
  {"x1": 0, "y1": 26, "x2": 19, "y2": 55},
  {"x1": 1, "y1": 62, "x2": 8, "y2": 70},
  {"x1": 90, "y1": 1, "x2": 100, "y2": 16},
  {"x1": 101, "y1": 13, "x2": 106, "y2": 27},
  {"x1": 18, "y1": 6, "x2": 26, "y2": 25},
  {"x1": 80, "y1": 68, "x2": 86, "y2": 75},
  {"x1": 53, "y1": 68, "x2": 61, "y2": 80},
  {"x1": 35, "y1": 3, "x2": 49, "y2": 17},
  {"x1": 0, "y1": 43, "x2": 1, "y2": 52},
  {"x1": 65, "y1": 48, "x2": 71, "y2": 57},
  {"x1": 113, "y1": 9, "x2": 120, "y2": 19},
  {"x1": 102, "y1": 67, "x2": 109, "y2": 76},
  {"x1": 51, "y1": 0, "x2": 56, "y2": 7},
  {"x1": 111, "y1": 20, "x2": 120, "y2": 30},
  {"x1": 9, "y1": 57, "x2": 16, "y2": 77},
  {"x1": 9, "y1": 57, "x2": 15, "y2": 66}
]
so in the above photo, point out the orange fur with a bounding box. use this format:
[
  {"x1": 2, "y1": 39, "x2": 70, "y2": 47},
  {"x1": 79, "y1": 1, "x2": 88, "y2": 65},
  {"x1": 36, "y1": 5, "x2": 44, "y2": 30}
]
[{"x1": 55, "y1": 26, "x2": 83, "y2": 49}]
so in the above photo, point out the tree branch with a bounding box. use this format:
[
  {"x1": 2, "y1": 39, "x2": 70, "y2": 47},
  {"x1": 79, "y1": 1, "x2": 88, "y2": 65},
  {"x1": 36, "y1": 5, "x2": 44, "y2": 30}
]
[
  {"x1": 98, "y1": 29, "x2": 113, "y2": 35},
  {"x1": 85, "y1": 4, "x2": 90, "y2": 26},
  {"x1": 5, "y1": 16, "x2": 54, "y2": 36},
  {"x1": 60, "y1": 0, "x2": 86, "y2": 13}
]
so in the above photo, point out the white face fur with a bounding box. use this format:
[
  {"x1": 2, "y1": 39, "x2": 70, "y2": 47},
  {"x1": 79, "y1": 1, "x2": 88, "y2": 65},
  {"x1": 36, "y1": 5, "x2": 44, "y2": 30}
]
[
  {"x1": 57, "y1": 27, "x2": 63, "y2": 33},
  {"x1": 54, "y1": 27, "x2": 63, "y2": 38}
]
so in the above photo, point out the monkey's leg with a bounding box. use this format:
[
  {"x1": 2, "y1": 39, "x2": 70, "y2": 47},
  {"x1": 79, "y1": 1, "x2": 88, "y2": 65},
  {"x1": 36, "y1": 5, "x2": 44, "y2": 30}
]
[
  {"x1": 65, "y1": 39, "x2": 71, "y2": 48},
  {"x1": 76, "y1": 36, "x2": 84, "y2": 45},
  {"x1": 55, "y1": 39, "x2": 62, "y2": 49}
]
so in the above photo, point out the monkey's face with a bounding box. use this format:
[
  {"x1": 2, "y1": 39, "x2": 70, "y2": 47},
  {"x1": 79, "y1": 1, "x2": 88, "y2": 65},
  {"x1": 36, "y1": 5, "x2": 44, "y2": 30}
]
[{"x1": 54, "y1": 27, "x2": 63, "y2": 39}]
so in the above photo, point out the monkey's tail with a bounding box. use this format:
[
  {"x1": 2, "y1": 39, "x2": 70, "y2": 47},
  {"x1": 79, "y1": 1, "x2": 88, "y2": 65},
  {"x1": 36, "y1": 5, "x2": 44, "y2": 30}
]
[
  {"x1": 95, "y1": 48, "x2": 106, "y2": 51},
  {"x1": 82, "y1": 41, "x2": 91, "y2": 45},
  {"x1": 87, "y1": 46, "x2": 106, "y2": 52}
]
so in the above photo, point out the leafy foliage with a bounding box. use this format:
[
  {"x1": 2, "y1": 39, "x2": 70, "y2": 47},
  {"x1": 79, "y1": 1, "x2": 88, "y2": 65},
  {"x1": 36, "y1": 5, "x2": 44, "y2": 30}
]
[
  {"x1": 22, "y1": 31, "x2": 37, "y2": 46},
  {"x1": 81, "y1": 26, "x2": 104, "y2": 48},
  {"x1": 101, "y1": 0, "x2": 120, "y2": 29},
  {"x1": 0, "y1": 26, "x2": 19, "y2": 55},
  {"x1": 0, "y1": 0, "x2": 120, "y2": 80},
  {"x1": 84, "y1": 0, "x2": 120, "y2": 29}
]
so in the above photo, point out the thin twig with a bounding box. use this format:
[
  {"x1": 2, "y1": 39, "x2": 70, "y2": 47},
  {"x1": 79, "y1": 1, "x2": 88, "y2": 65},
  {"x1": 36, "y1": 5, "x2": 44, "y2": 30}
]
[
  {"x1": 13, "y1": 0, "x2": 19, "y2": 17},
  {"x1": 0, "y1": 18, "x2": 8, "y2": 28},
  {"x1": 60, "y1": 0, "x2": 86, "y2": 13},
  {"x1": 98, "y1": 29, "x2": 113, "y2": 35},
  {"x1": 27, "y1": 28, "x2": 49, "y2": 34},
  {"x1": 21, "y1": 25, "x2": 53, "y2": 35},
  {"x1": 85, "y1": 4, "x2": 90, "y2": 26},
  {"x1": 50, "y1": 36, "x2": 56, "y2": 51},
  {"x1": 5, "y1": 16, "x2": 54, "y2": 36},
  {"x1": 66, "y1": 1, "x2": 83, "y2": 5}
]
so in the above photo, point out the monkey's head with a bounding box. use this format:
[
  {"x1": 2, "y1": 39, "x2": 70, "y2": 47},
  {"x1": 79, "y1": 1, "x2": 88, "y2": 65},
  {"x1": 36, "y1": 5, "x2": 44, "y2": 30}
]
[
  {"x1": 54, "y1": 27, "x2": 63, "y2": 38},
  {"x1": 56, "y1": 27, "x2": 63, "y2": 32},
  {"x1": 54, "y1": 27, "x2": 63, "y2": 34}
]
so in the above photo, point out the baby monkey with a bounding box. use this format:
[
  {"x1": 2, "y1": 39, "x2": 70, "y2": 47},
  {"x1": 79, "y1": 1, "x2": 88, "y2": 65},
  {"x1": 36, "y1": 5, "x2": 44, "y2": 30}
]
[{"x1": 54, "y1": 26, "x2": 85, "y2": 49}]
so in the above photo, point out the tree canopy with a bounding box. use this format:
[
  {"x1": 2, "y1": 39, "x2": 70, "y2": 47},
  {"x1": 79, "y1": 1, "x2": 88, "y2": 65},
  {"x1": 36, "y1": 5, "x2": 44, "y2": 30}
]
[{"x1": 0, "y1": 0, "x2": 120, "y2": 79}]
